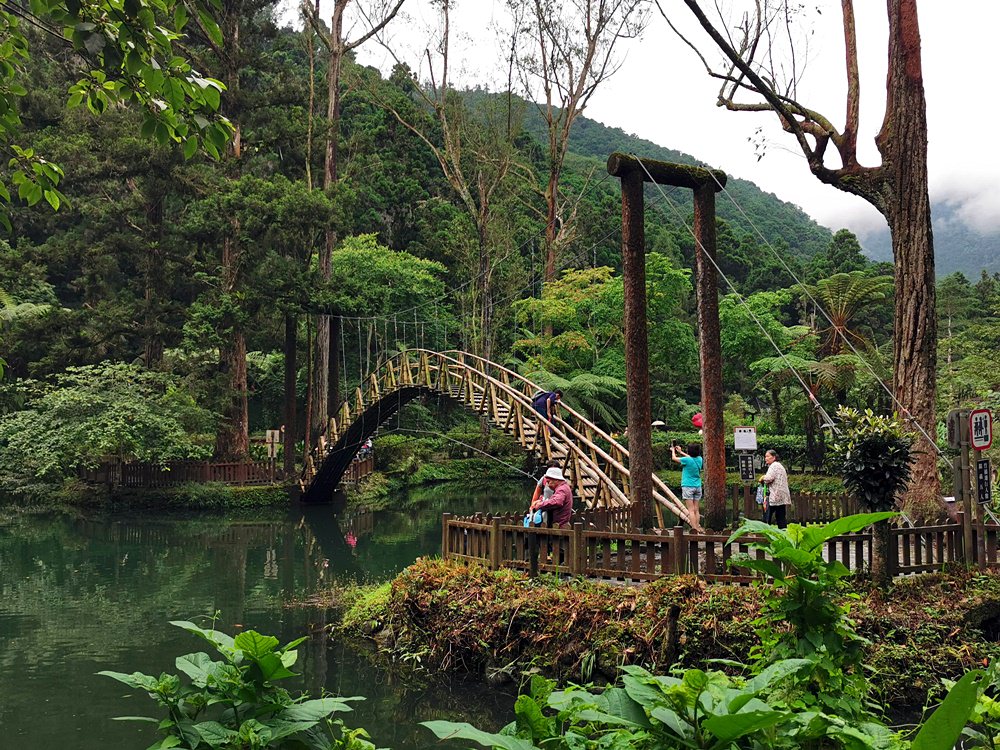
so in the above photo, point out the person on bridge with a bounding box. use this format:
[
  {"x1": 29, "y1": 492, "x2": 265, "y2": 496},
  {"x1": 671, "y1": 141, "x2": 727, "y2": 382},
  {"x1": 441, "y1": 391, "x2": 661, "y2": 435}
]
[
  {"x1": 532, "y1": 389, "x2": 563, "y2": 426},
  {"x1": 671, "y1": 442, "x2": 703, "y2": 531},
  {"x1": 759, "y1": 449, "x2": 791, "y2": 528},
  {"x1": 530, "y1": 466, "x2": 573, "y2": 528}
]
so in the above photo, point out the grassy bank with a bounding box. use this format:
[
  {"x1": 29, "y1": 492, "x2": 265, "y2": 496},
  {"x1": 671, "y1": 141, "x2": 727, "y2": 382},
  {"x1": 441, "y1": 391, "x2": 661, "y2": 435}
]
[{"x1": 336, "y1": 557, "x2": 1000, "y2": 708}]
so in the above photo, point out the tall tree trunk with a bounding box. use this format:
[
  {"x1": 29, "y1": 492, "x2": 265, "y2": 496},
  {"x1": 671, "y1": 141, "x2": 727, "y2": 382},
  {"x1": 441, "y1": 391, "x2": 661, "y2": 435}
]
[
  {"x1": 213, "y1": 4, "x2": 247, "y2": 460},
  {"x1": 310, "y1": 21, "x2": 344, "y2": 437},
  {"x1": 477, "y1": 225, "x2": 493, "y2": 362},
  {"x1": 216, "y1": 234, "x2": 249, "y2": 460},
  {"x1": 142, "y1": 190, "x2": 165, "y2": 368},
  {"x1": 878, "y1": 0, "x2": 937, "y2": 520},
  {"x1": 312, "y1": 312, "x2": 330, "y2": 442},
  {"x1": 542, "y1": 167, "x2": 559, "y2": 337},
  {"x1": 871, "y1": 519, "x2": 893, "y2": 589},
  {"x1": 283, "y1": 312, "x2": 298, "y2": 475},
  {"x1": 330, "y1": 314, "x2": 341, "y2": 414},
  {"x1": 771, "y1": 385, "x2": 784, "y2": 434}
]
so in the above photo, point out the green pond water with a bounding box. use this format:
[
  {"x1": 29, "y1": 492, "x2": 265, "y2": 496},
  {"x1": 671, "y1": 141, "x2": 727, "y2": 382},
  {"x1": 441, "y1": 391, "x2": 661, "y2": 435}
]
[{"x1": 0, "y1": 483, "x2": 530, "y2": 749}]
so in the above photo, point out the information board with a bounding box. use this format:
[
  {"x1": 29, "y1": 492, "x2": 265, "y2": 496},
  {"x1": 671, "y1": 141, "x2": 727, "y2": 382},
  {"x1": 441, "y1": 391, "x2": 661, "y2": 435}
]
[
  {"x1": 734, "y1": 426, "x2": 757, "y2": 452},
  {"x1": 738, "y1": 453, "x2": 756, "y2": 482},
  {"x1": 978, "y1": 459, "x2": 993, "y2": 505}
]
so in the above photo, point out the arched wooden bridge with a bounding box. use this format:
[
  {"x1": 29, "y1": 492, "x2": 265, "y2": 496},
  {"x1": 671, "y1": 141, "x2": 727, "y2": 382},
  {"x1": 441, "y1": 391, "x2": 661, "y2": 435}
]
[{"x1": 299, "y1": 349, "x2": 695, "y2": 528}]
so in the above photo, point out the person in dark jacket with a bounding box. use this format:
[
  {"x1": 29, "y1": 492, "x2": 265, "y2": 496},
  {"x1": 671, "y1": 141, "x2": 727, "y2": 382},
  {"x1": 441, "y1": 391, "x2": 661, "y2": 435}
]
[{"x1": 532, "y1": 389, "x2": 563, "y2": 424}]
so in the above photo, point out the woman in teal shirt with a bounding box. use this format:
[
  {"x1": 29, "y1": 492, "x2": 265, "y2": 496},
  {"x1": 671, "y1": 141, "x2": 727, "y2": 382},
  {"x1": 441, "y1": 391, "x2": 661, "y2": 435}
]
[{"x1": 671, "y1": 442, "x2": 703, "y2": 530}]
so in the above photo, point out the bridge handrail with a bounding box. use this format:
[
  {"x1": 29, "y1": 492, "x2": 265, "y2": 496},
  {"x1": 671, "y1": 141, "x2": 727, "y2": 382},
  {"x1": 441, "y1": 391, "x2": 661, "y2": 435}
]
[
  {"x1": 436, "y1": 349, "x2": 689, "y2": 524},
  {"x1": 411, "y1": 350, "x2": 633, "y2": 509},
  {"x1": 418, "y1": 350, "x2": 691, "y2": 524},
  {"x1": 305, "y1": 348, "x2": 692, "y2": 525}
]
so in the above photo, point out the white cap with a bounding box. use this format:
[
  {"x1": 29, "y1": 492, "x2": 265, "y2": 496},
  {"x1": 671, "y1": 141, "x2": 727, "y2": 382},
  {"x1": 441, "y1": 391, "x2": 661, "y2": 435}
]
[{"x1": 544, "y1": 467, "x2": 566, "y2": 482}]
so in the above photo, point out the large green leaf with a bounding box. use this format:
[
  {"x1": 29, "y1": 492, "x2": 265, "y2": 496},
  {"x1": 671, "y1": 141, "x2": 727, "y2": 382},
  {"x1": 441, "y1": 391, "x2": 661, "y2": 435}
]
[
  {"x1": 595, "y1": 687, "x2": 651, "y2": 728},
  {"x1": 514, "y1": 695, "x2": 551, "y2": 739},
  {"x1": 702, "y1": 709, "x2": 787, "y2": 742},
  {"x1": 735, "y1": 557, "x2": 785, "y2": 581},
  {"x1": 98, "y1": 670, "x2": 159, "y2": 691},
  {"x1": 421, "y1": 720, "x2": 539, "y2": 750},
  {"x1": 170, "y1": 621, "x2": 236, "y2": 651},
  {"x1": 744, "y1": 659, "x2": 812, "y2": 693},
  {"x1": 648, "y1": 707, "x2": 688, "y2": 738},
  {"x1": 622, "y1": 674, "x2": 668, "y2": 710},
  {"x1": 799, "y1": 513, "x2": 897, "y2": 551},
  {"x1": 175, "y1": 652, "x2": 214, "y2": 684},
  {"x1": 280, "y1": 697, "x2": 357, "y2": 722},
  {"x1": 234, "y1": 630, "x2": 280, "y2": 659},
  {"x1": 912, "y1": 670, "x2": 985, "y2": 750},
  {"x1": 193, "y1": 720, "x2": 240, "y2": 746},
  {"x1": 256, "y1": 652, "x2": 297, "y2": 682}
]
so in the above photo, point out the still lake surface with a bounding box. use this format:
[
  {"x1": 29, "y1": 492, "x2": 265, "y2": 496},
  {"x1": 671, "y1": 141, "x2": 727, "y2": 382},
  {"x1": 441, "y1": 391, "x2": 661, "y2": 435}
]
[{"x1": 0, "y1": 484, "x2": 529, "y2": 749}]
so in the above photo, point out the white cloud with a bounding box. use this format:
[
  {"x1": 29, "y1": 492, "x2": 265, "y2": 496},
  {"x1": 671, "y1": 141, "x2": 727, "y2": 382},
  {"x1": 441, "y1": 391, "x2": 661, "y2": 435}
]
[{"x1": 347, "y1": 0, "x2": 998, "y2": 241}]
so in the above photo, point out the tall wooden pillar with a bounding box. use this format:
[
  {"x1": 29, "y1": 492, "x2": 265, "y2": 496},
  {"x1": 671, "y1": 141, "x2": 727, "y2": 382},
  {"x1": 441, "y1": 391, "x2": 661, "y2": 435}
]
[
  {"x1": 693, "y1": 184, "x2": 726, "y2": 529},
  {"x1": 608, "y1": 152, "x2": 727, "y2": 530},
  {"x1": 621, "y1": 171, "x2": 654, "y2": 528}
]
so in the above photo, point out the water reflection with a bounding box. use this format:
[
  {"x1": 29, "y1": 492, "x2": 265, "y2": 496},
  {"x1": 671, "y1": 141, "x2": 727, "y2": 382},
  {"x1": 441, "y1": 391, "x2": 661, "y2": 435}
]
[{"x1": 0, "y1": 483, "x2": 528, "y2": 749}]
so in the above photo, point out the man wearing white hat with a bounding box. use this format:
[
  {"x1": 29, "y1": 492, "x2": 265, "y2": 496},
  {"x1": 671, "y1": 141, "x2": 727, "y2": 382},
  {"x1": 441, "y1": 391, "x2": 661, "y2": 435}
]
[{"x1": 530, "y1": 466, "x2": 574, "y2": 528}]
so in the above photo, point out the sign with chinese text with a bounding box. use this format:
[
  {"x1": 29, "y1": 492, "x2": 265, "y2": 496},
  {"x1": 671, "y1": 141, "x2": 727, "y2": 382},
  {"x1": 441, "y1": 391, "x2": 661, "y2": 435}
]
[
  {"x1": 738, "y1": 453, "x2": 755, "y2": 482},
  {"x1": 977, "y1": 459, "x2": 993, "y2": 505}
]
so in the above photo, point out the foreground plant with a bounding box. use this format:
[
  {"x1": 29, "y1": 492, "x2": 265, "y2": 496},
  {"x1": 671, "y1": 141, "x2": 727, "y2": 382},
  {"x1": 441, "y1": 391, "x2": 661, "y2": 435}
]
[
  {"x1": 423, "y1": 667, "x2": 904, "y2": 749},
  {"x1": 729, "y1": 512, "x2": 896, "y2": 719},
  {"x1": 100, "y1": 620, "x2": 373, "y2": 750}
]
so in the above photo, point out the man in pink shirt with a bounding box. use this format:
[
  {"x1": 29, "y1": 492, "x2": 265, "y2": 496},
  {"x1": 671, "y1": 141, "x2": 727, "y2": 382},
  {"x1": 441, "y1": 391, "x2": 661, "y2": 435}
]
[{"x1": 531, "y1": 466, "x2": 574, "y2": 528}]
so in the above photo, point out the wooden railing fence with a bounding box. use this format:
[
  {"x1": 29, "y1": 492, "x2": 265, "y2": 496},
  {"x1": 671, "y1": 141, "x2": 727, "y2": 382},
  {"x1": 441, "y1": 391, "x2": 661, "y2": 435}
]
[
  {"x1": 442, "y1": 512, "x2": 986, "y2": 584},
  {"x1": 726, "y1": 486, "x2": 861, "y2": 525},
  {"x1": 81, "y1": 460, "x2": 283, "y2": 488},
  {"x1": 341, "y1": 455, "x2": 375, "y2": 485}
]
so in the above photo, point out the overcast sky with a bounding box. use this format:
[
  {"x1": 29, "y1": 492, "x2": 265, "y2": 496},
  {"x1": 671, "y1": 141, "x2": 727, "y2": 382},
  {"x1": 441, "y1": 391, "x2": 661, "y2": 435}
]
[{"x1": 336, "y1": 0, "x2": 1000, "y2": 242}]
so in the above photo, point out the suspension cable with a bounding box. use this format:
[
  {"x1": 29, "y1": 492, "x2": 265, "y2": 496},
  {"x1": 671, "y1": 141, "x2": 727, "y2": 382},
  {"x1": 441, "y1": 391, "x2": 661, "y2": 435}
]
[
  {"x1": 631, "y1": 155, "x2": 835, "y2": 431},
  {"x1": 707, "y1": 170, "x2": 941, "y2": 455}
]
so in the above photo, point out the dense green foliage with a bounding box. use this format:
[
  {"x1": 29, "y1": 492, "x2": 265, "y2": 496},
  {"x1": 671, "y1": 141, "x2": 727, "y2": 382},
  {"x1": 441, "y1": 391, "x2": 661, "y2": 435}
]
[
  {"x1": 0, "y1": 0, "x2": 231, "y2": 229},
  {"x1": 0, "y1": 363, "x2": 214, "y2": 491},
  {"x1": 830, "y1": 409, "x2": 915, "y2": 513},
  {"x1": 0, "y1": 0, "x2": 996, "y2": 505},
  {"x1": 101, "y1": 620, "x2": 372, "y2": 749}
]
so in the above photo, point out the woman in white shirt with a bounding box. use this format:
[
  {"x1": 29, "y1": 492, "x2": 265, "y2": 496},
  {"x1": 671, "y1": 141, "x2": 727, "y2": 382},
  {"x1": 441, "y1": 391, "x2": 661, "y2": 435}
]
[{"x1": 759, "y1": 449, "x2": 791, "y2": 528}]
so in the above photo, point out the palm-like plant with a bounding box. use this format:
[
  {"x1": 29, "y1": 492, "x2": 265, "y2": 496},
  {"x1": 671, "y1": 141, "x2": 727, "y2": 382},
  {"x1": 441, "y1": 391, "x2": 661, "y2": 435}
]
[
  {"x1": 522, "y1": 366, "x2": 627, "y2": 430},
  {"x1": 802, "y1": 272, "x2": 893, "y2": 356}
]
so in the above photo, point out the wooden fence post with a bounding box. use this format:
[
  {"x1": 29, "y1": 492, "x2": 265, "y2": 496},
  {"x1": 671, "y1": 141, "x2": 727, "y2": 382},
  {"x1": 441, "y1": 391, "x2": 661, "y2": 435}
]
[
  {"x1": 957, "y1": 511, "x2": 967, "y2": 564},
  {"x1": 529, "y1": 530, "x2": 539, "y2": 578},
  {"x1": 887, "y1": 525, "x2": 898, "y2": 579},
  {"x1": 489, "y1": 517, "x2": 502, "y2": 570},
  {"x1": 673, "y1": 525, "x2": 687, "y2": 574},
  {"x1": 441, "y1": 513, "x2": 451, "y2": 560},
  {"x1": 570, "y1": 523, "x2": 583, "y2": 575}
]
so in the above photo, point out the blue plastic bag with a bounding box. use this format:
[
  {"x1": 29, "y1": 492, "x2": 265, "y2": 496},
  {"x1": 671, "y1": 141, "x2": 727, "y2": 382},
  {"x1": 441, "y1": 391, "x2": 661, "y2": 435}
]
[
  {"x1": 523, "y1": 510, "x2": 544, "y2": 527},
  {"x1": 755, "y1": 485, "x2": 768, "y2": 505}
]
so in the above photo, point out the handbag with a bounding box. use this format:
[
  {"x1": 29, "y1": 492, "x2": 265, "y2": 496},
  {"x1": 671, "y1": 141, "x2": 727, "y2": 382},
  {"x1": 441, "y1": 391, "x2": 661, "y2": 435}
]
[
  {"x1": 755, "y1": 484, "x2": 768, "y2": 505},
  {"x1": 523, "y1": 510, "x2": 544, "y2": 527}
]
